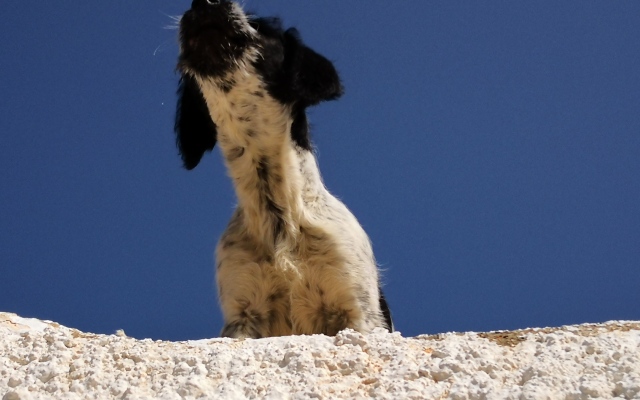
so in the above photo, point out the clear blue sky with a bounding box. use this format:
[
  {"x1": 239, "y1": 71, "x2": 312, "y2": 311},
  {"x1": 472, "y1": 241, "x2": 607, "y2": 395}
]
[{"x1": 1, "y1": 2, "x2": 638, "y2": 340}]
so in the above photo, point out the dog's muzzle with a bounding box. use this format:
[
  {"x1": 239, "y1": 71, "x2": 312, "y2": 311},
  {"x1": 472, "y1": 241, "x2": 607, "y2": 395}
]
[{"x1": 179, "y1": 0, "x2": 253, "y2": 78}]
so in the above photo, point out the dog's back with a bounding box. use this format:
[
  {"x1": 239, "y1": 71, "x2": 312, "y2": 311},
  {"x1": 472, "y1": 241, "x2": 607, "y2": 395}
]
[{"x1": 176, "y1": 0, "x2": 393, "y2": 338}]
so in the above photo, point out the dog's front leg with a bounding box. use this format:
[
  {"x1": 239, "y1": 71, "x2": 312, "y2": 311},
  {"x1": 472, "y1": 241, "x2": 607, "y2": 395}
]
[{"x1": 216, "y1": 241, "x2": 292, "y2": 338}]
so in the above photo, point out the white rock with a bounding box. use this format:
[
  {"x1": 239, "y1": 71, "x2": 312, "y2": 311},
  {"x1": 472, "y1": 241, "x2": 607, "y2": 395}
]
[{"x1": 1, "y1": 312, "x2": 639, "y2": 399}]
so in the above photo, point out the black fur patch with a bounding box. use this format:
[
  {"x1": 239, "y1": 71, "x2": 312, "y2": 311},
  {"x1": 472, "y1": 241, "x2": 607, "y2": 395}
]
[
  {"x1": 227, "y1": 146, "x2": 245, "y2": 161},
  {"x1": 256, "y1": 157, "x2": 286, "y2": 239},
  {"x1": 219, "y1": 78, "x2": 236, "y2": 93},
  {"x1": 220, "y1": 320, "x2": 262, "y2": 339},
  {"x1": 252, "y1": 24, "x2": 344, "y2": 107},
  {"x1": 290, "y1": 108, "x2": 312, "y2": 150},
  {"x1": 268, "y1": 290, "x2": 286, "y2": 303},
  {"x1": 175, "y1": 75, "x2": 217, "y2": 170},
  {"x1": 378, "y1": 288, "x2": 394, "y2": 332}
]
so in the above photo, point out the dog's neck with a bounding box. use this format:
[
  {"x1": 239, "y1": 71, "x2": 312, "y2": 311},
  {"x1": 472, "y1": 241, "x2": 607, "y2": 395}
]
[{"x1": 197, "y1": 72, "x2": 326, "y2": 247}]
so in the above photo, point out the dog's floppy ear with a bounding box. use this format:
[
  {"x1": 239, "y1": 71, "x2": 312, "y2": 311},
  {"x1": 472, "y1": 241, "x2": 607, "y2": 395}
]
[
  {"x1": 284, "y1": 28, "x2": 344, "y2": 107},
  {"x1": 175, "y1": 74, "x2": 217, "y2": 170}
]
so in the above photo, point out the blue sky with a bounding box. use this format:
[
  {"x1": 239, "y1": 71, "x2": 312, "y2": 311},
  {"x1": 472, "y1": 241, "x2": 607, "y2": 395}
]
[{"x1": 1, "y1": 1, "x2": 638, "y2": 340}]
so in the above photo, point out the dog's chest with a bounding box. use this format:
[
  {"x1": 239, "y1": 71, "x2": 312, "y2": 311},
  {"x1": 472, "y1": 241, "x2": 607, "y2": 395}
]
[{"x1": 198, "y1": 70, "x2": 291, "y2": 154}]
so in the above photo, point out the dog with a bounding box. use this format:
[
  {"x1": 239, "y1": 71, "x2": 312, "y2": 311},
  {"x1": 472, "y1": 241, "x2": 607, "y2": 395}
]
[{"x1": 175, "y1": 0, "x2": 393, "y2": 338}]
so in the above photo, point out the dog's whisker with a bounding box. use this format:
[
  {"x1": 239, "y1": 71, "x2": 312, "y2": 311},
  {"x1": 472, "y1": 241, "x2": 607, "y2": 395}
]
[
  {"x1": 158, "y1": 11, "x2": 181, "y2": 34},
  {"x1": 153, "y1": 39, "x2": 174, "y2": 56},
  {"x1": 159, "y1": 10, "x2": 183, "y2": 22}
]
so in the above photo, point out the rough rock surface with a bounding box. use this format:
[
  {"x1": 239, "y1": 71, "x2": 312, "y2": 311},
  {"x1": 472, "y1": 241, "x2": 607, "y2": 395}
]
[{"x1": 1, "y1": 312, "x2": 639, "y2": 399}]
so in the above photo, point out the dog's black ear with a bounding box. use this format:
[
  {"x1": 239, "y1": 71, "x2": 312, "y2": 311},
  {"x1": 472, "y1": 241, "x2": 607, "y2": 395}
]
[
  {"x1": 175, "y1": 74, "x2": 217, "y2": 170},
  {"x1": 284, "y1": 28, "x2": 344, "y2": 106}
]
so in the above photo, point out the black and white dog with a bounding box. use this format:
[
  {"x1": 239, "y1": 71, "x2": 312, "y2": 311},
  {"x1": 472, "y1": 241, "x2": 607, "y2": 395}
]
[{"x1": 175, "y1": 0, "x2": 393, "y2": 338}]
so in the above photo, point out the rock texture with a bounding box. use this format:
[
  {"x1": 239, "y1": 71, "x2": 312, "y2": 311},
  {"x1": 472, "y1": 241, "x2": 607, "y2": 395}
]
[{"x1": 1, "y1": 312, "x2": 639, "y2": 399}]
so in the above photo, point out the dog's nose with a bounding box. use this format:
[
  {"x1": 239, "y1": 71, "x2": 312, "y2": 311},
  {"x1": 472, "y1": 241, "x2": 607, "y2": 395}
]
[{"x1": 191, "y1": 0, "x2": 222, "y2": 9}]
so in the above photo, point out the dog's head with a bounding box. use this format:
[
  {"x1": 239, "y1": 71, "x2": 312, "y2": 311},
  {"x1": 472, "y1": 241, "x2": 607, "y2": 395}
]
[{"x1": 175, "y1": 0, "x2": 344, "y2": 170}]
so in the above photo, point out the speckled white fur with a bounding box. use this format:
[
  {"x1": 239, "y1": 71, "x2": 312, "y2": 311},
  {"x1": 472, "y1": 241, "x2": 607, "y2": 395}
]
[{"x1": 197, "y1": 65, "x2": 385, "y2": 337}]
